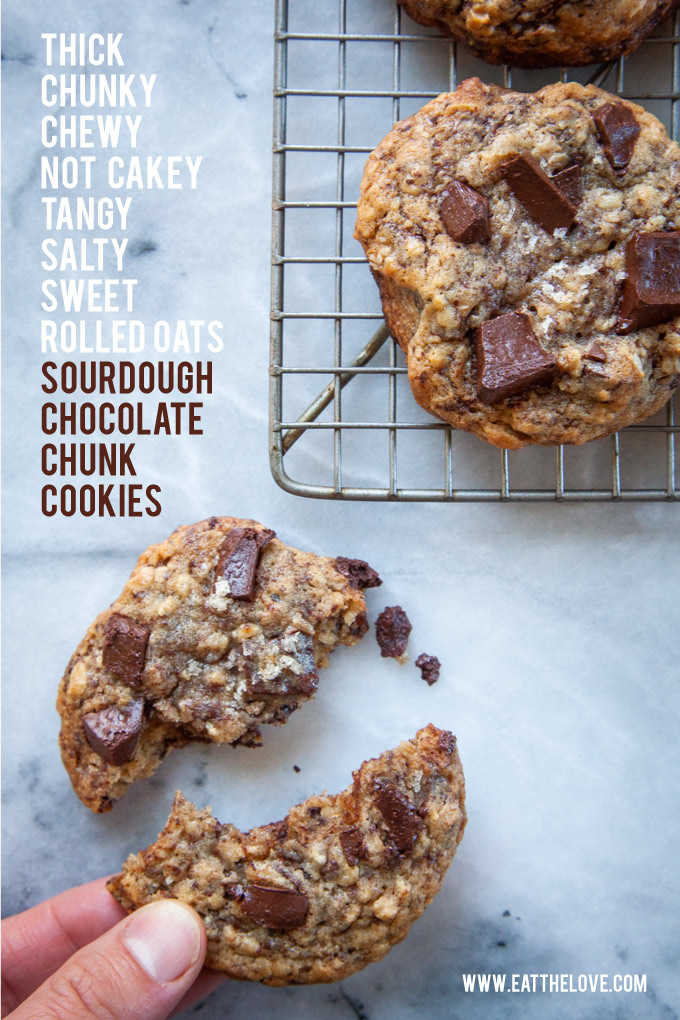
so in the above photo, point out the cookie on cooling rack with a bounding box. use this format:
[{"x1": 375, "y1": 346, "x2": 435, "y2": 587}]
[
  {"x1": 398, "y1": 0, "x2": 678, "y2": 68},
  {"x1": 355, "y1": 78, "x2": 680, "y2": 448},
  {"x1": 108, "y1": 724, "x2": 466, "y2": 985},
  {"x1": 57, "y1": 517, "x2": 379, "y2": 812}
]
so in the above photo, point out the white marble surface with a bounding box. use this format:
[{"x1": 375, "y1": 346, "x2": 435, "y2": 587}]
[{"x1": 2, "y1": 1, "x2": 680, "y2": 1018}]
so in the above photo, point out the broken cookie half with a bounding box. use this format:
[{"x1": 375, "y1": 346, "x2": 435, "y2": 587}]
[
  {"x1": 57, "y1": 517, "x2": 379, "y2": 813},
  {"x1": 108, "y1": 724, "x2": 466, "y2": 985}
]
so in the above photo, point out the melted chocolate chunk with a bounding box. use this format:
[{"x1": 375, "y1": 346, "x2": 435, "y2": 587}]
[
  {"x1": 502, "y1": 154, "x2": 576, "y2": 233},
  {"x1": 373, "y1": 780, "x2": 423, "y2": 855},
  {"x1": 584, "y1": 342, "x2": 607, "y2": 362},
  {"x1": 83, "y1": 700, "x2": 144, "y2": 766},
  {"x1": 593, "y1": 102, "x2": 640, "y2": 175},
  {"x1": 335, "y1": 556, "x2": 383, "y2": 590},
  {"x1": 375, "y1": 606, "x2": 412, "y2": 659},
  {"x1": 339, "y1": 826, "x2": 366, "y2": 867},
  {"x1": 476, "y1": 313, "x2": 557, "y2": 403},
  {"x1": 415, "y1": 653, "x2": 441, "y2": 686},
  {"x1": 619, "y1": 231, "x2": 680, "y2": 333},
  {"x1": 441, "y1": 181, "x2": 490, "y2": 244},
  {"x1": 551, "y1": 164, "x2": 582, "y2": 207},
  {"x1": 102, "y1": 614, "x2": 150, "y2": 684},
  {"x1": 214, "y1": 527, "x2": 275, "y2": 601},
  {"x1": 241, "y1": 885, "x2": 309, "y2": 930}
]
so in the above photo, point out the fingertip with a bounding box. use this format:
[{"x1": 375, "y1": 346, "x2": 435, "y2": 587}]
[{"x1": 123, "y1": 899, "x2": 206, "y2": 985}]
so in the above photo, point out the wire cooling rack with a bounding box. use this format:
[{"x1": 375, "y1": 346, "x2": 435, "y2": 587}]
[{"x1": 270, "y1": 0, "x2": 680, "y2": 501}]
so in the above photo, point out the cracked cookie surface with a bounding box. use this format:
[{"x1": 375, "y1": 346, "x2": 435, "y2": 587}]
[
  {"x1": 58, "y1": 517, "x2": 372, "y2": 813},
  {"x1": 108, "y1": 724, "x2": 466, "y2": 985},
  {"x1": 355, "y1": 78, "x2": 680, "y2": 448},
  {"x1": 398, "y1": 0, "x2": 677, "y2": 68}
]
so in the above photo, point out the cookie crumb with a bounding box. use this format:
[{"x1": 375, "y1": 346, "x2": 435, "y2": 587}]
[
  {"x1": 415, "y1": 654, "x2": 440, "y2": 686},
  {"x1": 335, "y1": 557, "x2": 382, "y2": 590},
  {"x1": 375, "y1": 606, "x2": 412, "y2": 662}
]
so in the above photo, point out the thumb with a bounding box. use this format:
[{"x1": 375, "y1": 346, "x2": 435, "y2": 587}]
[{"x1": 9, "y1": 899, "x2": 207, "y2": 1020}]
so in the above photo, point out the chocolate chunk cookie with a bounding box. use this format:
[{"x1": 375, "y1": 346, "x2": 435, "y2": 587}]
[
  {"x1": 355, "y1": 79, "x2": 680, "y2": 448},
  {"x1": 108, "y1": 724, "x2": 466, "y2": 984},
  {"x1": 57, "y1": 517, "x2": 375, "y2": 812},
  {"x1": 398, "y1": 0, "x2": 678, "y2": 68}
]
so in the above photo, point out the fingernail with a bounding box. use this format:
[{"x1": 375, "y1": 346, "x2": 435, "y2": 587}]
[{"x1": 123, "y1": 900, "x2": 203, "y2": 983}]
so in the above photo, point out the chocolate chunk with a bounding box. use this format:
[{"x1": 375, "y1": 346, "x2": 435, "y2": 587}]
[
  {"x1": 373, "y1": 780, "x2": 423, "y2": 855},
  {"x1": 349, "y1": 611, "x2": 369, "y2": 639},
  {"x1": 584, "y1": 342, "x2": 607, "y2": 362},
  {"x1": 375, "y1": 606, "x2": 412, "y2": 659},
  {"x1": 83, "y1": 700, "x2": 144, "y2": 766},
  {"x1": 551, "y1": 165, "x2": 582, "y2": 207},
  {"x1": 102, "y1": 614, "x2": 150, "y2": 685},
  {"x1": 593, "y1": 102, "x2": 640, "y2": 175},
  {"x1": 502, "y1": 155, "x2": 576, "y2": 234},
  {"x1": 619, "y1": 231, "x2": 680, "y2": 332},
  {"x1": 220, "y1": 533, "x2": 260, "y2": 599},
  {"x1": 216, "y1": 527, "x2": 274, "y2": 563},
  {"x1": 269, "y1": 820, "x2": 289, "y2": 841},
  {"x1": 232, "y1": 728, "x2": 263, "y2": 748},
  {"x1": 438, "y1": 730, "x2": 457, "y2": 756},
  {"x1": 214, "y1": 527, "x2": 275, "y2": 601},
  {"x1": 415, "y1": 653, "x2": 441, "y2": 686},
  {"x1": 241, "y1": 885, "x2": 309, "y2": 930},
  {"x1": 339, "y1": 826, "x2": 366, "y2": 867},
  {"x1": 440, "y1": 181, "x2": 490, "y2": 244},
  {"x1": 476, "y1": 312, "x2": 557, "y2": 403},
  {"x1": 335, "y1": 557, "x2": 382, "y2": 590},
  {"x1": 285, "y1": 631, "x2": 319, "y2": 695}
]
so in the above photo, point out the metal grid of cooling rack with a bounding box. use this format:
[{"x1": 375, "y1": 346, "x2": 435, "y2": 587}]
[{"x1": 270, "y1": 0, "x2": 680, "y2": 501}]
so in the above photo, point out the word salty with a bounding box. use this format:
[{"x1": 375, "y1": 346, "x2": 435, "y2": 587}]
[{"x1": 42, "y1": 237, "x2": 128, "y2": 273}]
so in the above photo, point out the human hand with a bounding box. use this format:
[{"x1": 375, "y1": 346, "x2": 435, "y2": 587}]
[{"x1": 1, "y1": 878, "x2": 224, "y2": 1019}]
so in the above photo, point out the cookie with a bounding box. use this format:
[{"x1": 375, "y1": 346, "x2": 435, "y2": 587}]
[
  {"x1": 355, "y1": 78, "x2": 680, "y2": 448},
  {"x1": 398, "y1": 0, "x2": 678, "y2": 68},
  {"x1": 108, "y1": 724, "x2": 466, "y2": 985},
  {"x1": 57, "y1": 517, "x2": 375, "y2": 813}
]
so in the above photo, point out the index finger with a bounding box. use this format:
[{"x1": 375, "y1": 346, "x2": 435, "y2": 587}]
[{"x1": 1, "y1": 876, "x2": 126, "y2": 1016}]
